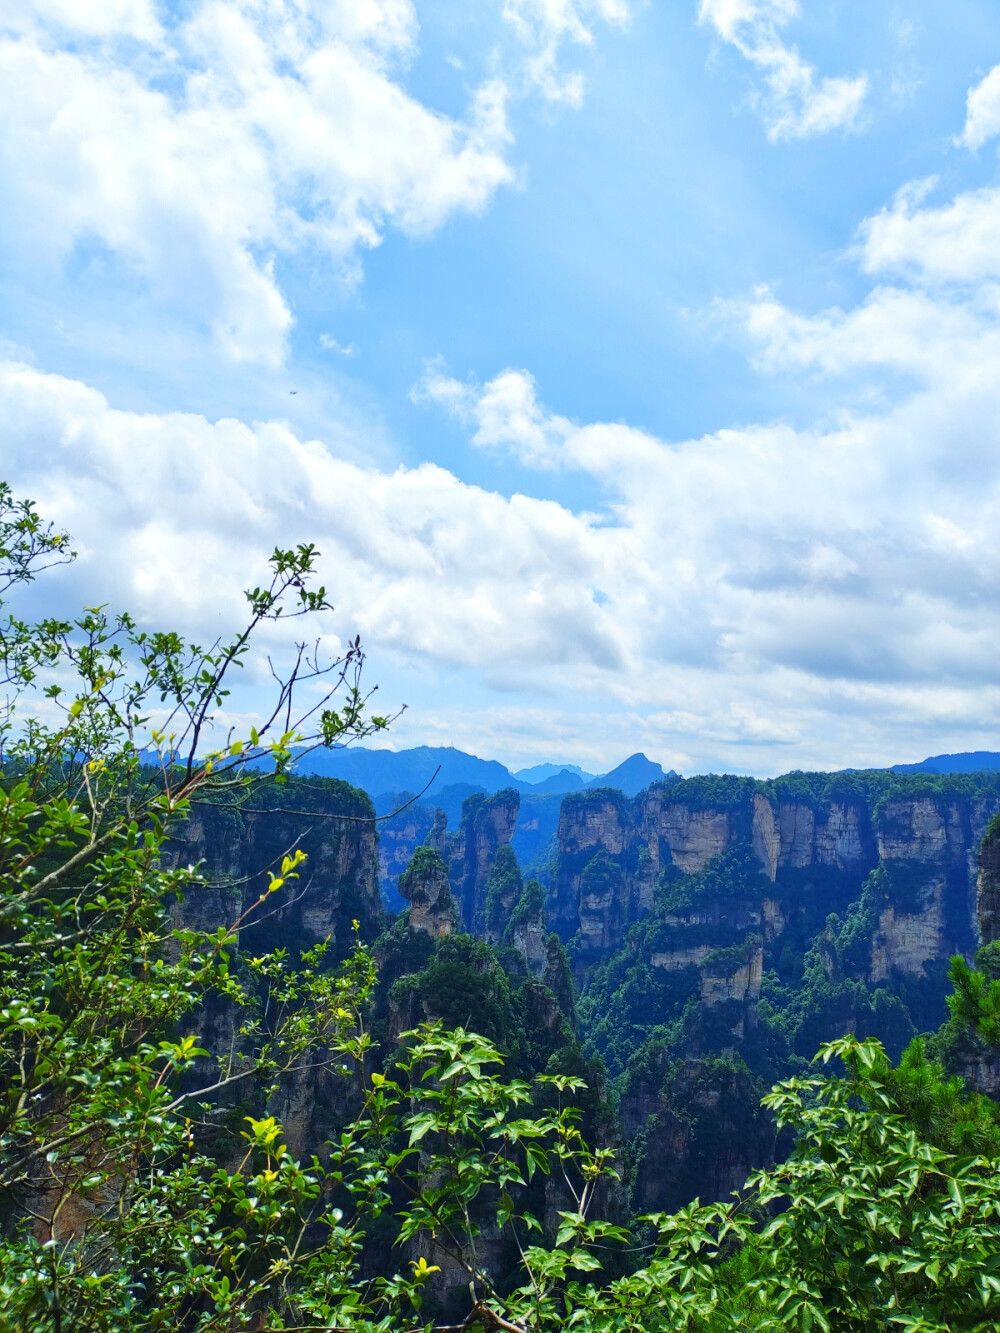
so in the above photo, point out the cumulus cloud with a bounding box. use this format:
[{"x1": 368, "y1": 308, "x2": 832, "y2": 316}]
[
  {"x1": 9, "y1": 326, "x2": 1000, "y2": 770},
  {"x1": 0, "y1": 1, "x2": 514, "y2": 366},
  {"x1": 698, "y1": 0, "x2": 868, "y2": 140},
  {"x1": 859, "y1": 178, "x2": 1000, "y2": 285},
  {"x1": 958, "y1": 64, "x2": 1000, "y2": 149},
  {"x1": 0, "y1": 360, "x2": 624, "y2": 678},
  {"x1": 415, "y1": 364, "x2": 574, "y2": 467},
  {"x1": 501, "y1": 0, "x2": 631, "y2": 105},
  {"x1": 11, "y1": 56, "x2": 1000, "y2": 769}
]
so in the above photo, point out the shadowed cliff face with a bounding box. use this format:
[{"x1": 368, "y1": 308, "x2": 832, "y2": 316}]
[
  {"x1": 447, "y1": 788, "x2": 520, "y2": 933},
  {"x1": 398, "y1": 847, "x2": 455, "y2": 938},
  {"x1": 977, "y1": 818, "x2": 1000, "y2": 948},
  {"x1": 160, "y1": 777, "x2": 383, "y2": 1162},
  {"x1": 164, "y1": 778, "x2": 382, "y2": 956}
]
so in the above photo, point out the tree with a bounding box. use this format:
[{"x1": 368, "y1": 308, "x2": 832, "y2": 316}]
[{"x1": 0, "y1": 482, "x2": 396, "y2": 1328}]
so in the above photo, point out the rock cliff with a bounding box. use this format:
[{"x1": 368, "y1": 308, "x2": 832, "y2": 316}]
[
  {"x1": 163, "y1": 777, "x2": 382, "y2": 1161},
  {"x1": 553, "y1": 775, "x2": 999, "y2": 995},
  {"x1": 447, "y1": 788, "x2": 520, "y2": 932},
  {"x1": 398, "y1": 846, "x2": 456, "y2": 938},
  {"x1": 165, "y1": 777, "x2": 382, "y2": 955}
]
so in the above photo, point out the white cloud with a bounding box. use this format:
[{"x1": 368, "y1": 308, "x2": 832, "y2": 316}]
[
  {"x1": 859, "y1": 178, "x2": 1000, "y2": 285},
  {"x1": 501, "y1": 0, "x2": 631, "y2": 105},
  {"x1": 12, "y1": 58, "x2": 1000, "y2": 770},
  {"x1": 4, "y1": 0, "x2": 163, "y2": 41},
  {"x1": 415, "y1": 365, "x2": 573, "y2": 467},
  {"x1": 320, "y1": 335, "x2": 357, "y2": 356},
  {"x1": 698, "y1": 0, "x2": 868, "y2": 140},
  {"x1": 8, "y1": 274, "x2": 1000, "y2": 770},
  {"x1": 958, "y1": 64, "x2": 1000, "y2": 149},
  {"x1": 0, "y1": 1, "x2": 515, "y2": 366}
]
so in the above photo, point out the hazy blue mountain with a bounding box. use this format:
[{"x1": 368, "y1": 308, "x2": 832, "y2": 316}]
[
  {"x1": 294, "y1": 745, "x2": 515, "y2": 797},
  {"x1": 513, "y1": 762, "x2": 595, "y2": 783},
  {"x1": 522, "y1": 768, "x2": 588, "y2": 795},
  {"x1": 890, "y1": 751, "x2": 1000, "y2": 774},
  {"x1": 290, "y1": 744, "x2": 678, "y2": 800},
  {"x1": 586, "y1": 752, "x2": 677, "y2": 797},
  {"x1": 511, "y1": 792, "x2": 565, "y2": 878}
]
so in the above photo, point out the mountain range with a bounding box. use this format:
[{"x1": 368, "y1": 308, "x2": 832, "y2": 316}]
[
  {"x1": 295, "y1": 745, "x2": 674, "y2": 800},
  {"x1": 293, "y1": 744, "x2": 1000, "y2": 802}
]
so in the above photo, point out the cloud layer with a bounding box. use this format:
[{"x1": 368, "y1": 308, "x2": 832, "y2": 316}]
[
  {"x1": 4, "y1": 10, "x2": 1000, "y2": 772},
  {"x1": 0, "y1": 1, "x2": 632, "y2": 366},
  {"x1": 10, "y1": 93, "x2": 1000, "y2": 776}
]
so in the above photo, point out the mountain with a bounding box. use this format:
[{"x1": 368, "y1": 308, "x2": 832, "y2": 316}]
[
  {"x1": 294, "y1": 745, "x2": 515, "y2": 798},
  {"x1": 585, "y1": 751, "x2": 676, "y2": 797},
  {"x1": 292, "y1": 745, "x2": 669, "y2": 797},
  {"x1": 523, "y1": 768, "x2": 589, "y2": 795},
  {"x1": 514, "y1": 762, "x2": 595, "y2": 783},
  {"x1": 171, "y1": 761, "x2": 1000, "y2": 1234},
  {"x1": 890, "y1": 750, "x2": 1000, "y2": 774}
]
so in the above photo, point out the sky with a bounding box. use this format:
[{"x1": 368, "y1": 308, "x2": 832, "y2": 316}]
[{"x1": 4, "y1": 0, "x2": 1000, "y2": 777}]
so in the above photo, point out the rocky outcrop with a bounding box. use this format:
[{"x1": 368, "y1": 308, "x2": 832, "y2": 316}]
[
  {"x1": 551, "y1": 776, "x2": 1000, "y2": 992},
  {"x1": 977, "y1": 819, "x2": 1000, "y2": 946},
  {"x1": 484, "y1": 843, "x2": 524, "y2": 944},
  {"x1": 624, "y1": 1056, "x2": 775, "y2": 1215},
  {"x1": 164, "y1": 779, "x2": 382, "y2": 956},
  {"x1": 552, "y1": 789, "x2": 636, "y2": 948},
  {"x1": 504, "y1": 879, "x2": 548, "y2": 976},
  {"x1": 399, "y1": 847, "x2": 455, "y2": 939},
  {"x1": 866, "y1": 797, "x2": 986, "y2": 981},
  {"x1": 869, "y1": 883, "x2": 947, "y2": 983},
  {"x1": 698, "y1": 939, "x2": 763, "y2": 1038},
  {"x1": 447, "y1": 789, "x2": 520, "y2": 932}
]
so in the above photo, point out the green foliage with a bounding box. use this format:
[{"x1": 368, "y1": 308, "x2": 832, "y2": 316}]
[
  {"x1": 398, "y1": 843, "x2": 449, "y2": 896},
  {"x1": 661, "y1": 772, "x2": 760, "y2": 811},
  {"x1": 658, "y1": 839, "x2": 770, "y2": 915},
  {"x1": 485, "y1": 841, "x2": 524, "y2": 938},
  {"x1": 504, "y1": 876, "x2": 546, "y2": 945},
  {"x1": 392, "y1": 933, "x2": 524, "y2": 1050},
  {"x1": 700, "y1": 933, "x2": 762, "y2": 978},
  {"x1": 947, "y1": 952, "x2": 1000, "y2": 1047}
]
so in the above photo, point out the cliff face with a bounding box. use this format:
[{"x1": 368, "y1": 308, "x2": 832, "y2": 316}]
[
  {"x1": 868, "y1": 796, "x2": 985, "y2": 982},
  {"x1": 552, "y1": 778, "x2": 997, "y2": 992},
  {"x1": 624, "y1": 1054, "x2": 775, "y2": 1216},
  {"x1": 398, "y1": 847, "x2": 455, "y2": 938},
  {"x1": 165, "y1": 780, "x2": 382, "y2": 956},
  {"x1": 161, "y1": 778, "x2": 383, "y2": 1163},
  {"x1": 564, "y1": 774, "x2": 1000, "y2": 1216},
  {"x1": 977, "y1": 816, "x2": 1000, "y2": 947},
  {"x1": 447, "y1": 788, "x2": 520, "y2": 932}
]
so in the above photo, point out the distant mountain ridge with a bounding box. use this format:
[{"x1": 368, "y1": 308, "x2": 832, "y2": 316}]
[
  {"x1": 292, "y1": 745, "x2": 676, "y2": 800},
  {"x1": 890, "y1": 751, "x2": 1000, "y2": 774},
  {"x1": 513, "y1": 762, "x2": 595, "y2": 783}
]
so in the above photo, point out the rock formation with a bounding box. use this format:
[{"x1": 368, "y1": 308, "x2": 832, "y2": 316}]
[
  {"x1": 551, "y1": 777, "x2": 1000, "y2": 995},
  {"x1": 447, "y1": 788, "x2": 520, "y2": 932},
  {"x1": 398, "y1": 847, "x2": 456, "y2": 938},
  {"x1": 164, "y1": 778, "x2": 382, "y2": 955}
]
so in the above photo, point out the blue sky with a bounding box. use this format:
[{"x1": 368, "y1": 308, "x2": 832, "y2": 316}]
[{"x1": 4, "y1": 0, "x2": 1000, "y2": 775}]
